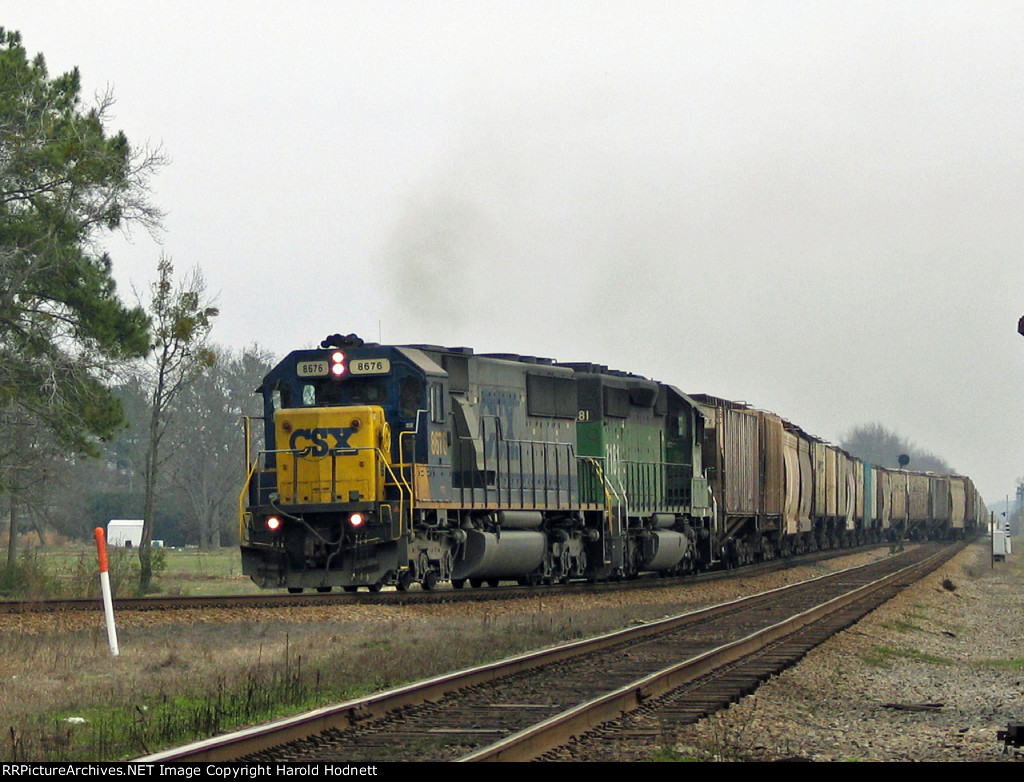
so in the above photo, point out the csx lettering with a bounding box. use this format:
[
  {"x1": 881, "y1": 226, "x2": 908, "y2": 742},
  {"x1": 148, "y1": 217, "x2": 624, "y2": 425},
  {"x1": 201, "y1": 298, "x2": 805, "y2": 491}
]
[{"x1": 289, "y1": 427, "x2": 356, "y2": 456}]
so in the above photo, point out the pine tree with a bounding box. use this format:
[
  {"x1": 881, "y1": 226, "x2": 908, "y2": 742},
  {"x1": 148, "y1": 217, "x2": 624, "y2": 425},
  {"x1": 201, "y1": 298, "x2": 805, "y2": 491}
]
[{"x1": 0, "y1": 28, "x2": 164, "y2": 452}]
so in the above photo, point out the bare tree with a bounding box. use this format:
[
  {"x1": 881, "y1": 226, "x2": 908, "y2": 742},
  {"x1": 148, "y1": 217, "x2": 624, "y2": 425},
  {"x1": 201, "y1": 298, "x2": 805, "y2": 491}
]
[
  {"x1": 137, "y1": 259, "x2": 217, "y2": 592},
  {"x1": 164, "y1": 345, "x2": 274, "y2": 548},
  {"x1": 0, "y1": 409, "x2": 55, "y2": 566},
  {"x1": 840, "y1": 422, "x2": 954, "y2": 473}
]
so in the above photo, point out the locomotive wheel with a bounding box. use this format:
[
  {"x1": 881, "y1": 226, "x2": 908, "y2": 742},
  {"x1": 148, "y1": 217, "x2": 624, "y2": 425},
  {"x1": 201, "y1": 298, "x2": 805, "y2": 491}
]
[
  {"x1": 368, "y1": 582, "x2": 383, "y2": 593},
  {"x1": 576, "y1": 549, "x2": 587, "y2": 576},
  {"x1": 452, "y1": 579, "x2": 466, "y2": 589},
  {"x1": 316, "y1": 586, "x2": 332, "y2": 593},
  {"x1": 396, "y1": 570, "x2": 414, "y2": 592},
  {"x1": 288, "y1": 587, "x2": 303, "y2": 594},
  {"x1": 487, "y1": 578, "x2": 499, "y2": 588},
  {"x1": 469, "y1": 578, "x2": 483, "y2": 588},
  {"x1": 421, "y1": 571, "x2": 438, "y2": 591}
]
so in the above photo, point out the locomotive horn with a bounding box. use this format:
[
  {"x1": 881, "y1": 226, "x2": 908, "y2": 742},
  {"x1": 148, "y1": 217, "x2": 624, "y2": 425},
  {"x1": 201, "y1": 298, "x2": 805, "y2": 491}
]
[{"x1": 321, "y1": 333, "x2": 364, "y2": 349}]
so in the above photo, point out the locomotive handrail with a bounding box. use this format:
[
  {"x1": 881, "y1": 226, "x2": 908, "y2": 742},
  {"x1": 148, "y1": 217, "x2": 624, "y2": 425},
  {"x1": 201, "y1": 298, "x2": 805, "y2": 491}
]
[
  {"x1": 238, "y1": 447, "x2": 300, "y2": 542},
  {"x1": 612, "y1": 469, "x2": 630, "y2": 531},
  {"x1": 577, "y1": 456, "x2": 625, "y2": 565},
  {"x1": 378, "y1": 451, "x2": 411, "y2": 537},
  {"x1": 328, "y1": 444, "x2": 412, "y2": 537},
  {"x1": 238, "y1": 455, "x2": 263, "y2": 543},
  {"x1": 242, "y1": 415, "x2": 258, "y2": 476},
  {"x1": 240, "y1": 430, "x2": 690, "y2": 543},
  {"x1": 396, "y1": 408, "x2": 429, "y2": 506},
  {"x1": 239, "y1": 415, "x2": 262, "y2": 544},
  {"x1": 617, "y1": 458, "x2": 694, "y2": 516},
  {"x1": 581, "y1": 454, "x2": 628, "y2": 527},
  {"x1": 457, "y1": 414, "x2": 580, "y2": 510},
  {"x1": 242, "y1": 442, "x2": 413, "y2": 540}
]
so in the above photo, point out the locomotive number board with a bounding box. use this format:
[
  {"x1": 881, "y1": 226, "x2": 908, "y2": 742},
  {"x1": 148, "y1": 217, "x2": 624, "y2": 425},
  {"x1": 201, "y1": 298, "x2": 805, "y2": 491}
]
[
  {"x1": 350, "y1": 358, "x2": 391, "y2": 375},
  {"x1": 297, "y1": 360, "x2": 328, "y2": 377}
]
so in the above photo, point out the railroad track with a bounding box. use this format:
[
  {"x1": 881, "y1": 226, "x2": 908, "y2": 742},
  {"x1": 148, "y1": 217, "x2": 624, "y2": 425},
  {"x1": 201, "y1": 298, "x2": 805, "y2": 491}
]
[
  {"x1": 0, "y1": 545, "x2": 881, "y2": 614},
  {"x1": 137, "y1": 540, "x2": 961, "y2": 763}
]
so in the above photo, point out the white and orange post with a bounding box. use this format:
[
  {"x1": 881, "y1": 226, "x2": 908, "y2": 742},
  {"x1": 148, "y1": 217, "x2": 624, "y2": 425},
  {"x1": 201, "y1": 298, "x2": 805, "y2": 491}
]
[{"x1": 94, "y1": 527, "x2": 120, "y2": 656}]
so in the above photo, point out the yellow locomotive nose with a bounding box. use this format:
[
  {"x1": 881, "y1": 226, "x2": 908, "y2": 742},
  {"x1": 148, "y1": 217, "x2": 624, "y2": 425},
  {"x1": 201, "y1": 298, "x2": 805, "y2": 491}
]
[{"x1": 274, "y1": 405, "x2": 389, "y2": 504}]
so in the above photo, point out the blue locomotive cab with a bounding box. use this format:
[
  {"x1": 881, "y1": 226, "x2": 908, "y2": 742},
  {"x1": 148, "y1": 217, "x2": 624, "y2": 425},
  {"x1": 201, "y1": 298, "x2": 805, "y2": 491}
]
[{"x1": 240, "y1": 334, "x2": 449, "y2": 592}]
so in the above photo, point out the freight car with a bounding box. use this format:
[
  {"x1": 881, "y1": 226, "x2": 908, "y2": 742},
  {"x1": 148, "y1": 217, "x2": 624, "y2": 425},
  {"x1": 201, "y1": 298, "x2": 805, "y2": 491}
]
[{"x1": 239, "y1": 335, "x2": 984, "y2": 592}]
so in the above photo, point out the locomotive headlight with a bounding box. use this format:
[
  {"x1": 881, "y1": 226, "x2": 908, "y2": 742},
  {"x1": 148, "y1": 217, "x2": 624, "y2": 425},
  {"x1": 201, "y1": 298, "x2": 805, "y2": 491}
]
[
  {"x1": 330, "y1": 351, "x2": 346, "y2": 377},
  {"x1": 266, "y1": 516, "x2": 282, "y2": 532},
  {"x1": 348, "y1": 512, "x2": 365, "y2": 528}
]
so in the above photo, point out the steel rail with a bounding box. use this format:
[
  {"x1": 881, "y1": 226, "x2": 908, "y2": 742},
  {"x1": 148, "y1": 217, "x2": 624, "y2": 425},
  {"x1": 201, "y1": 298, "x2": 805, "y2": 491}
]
[
  {"x1": 458, "y1": 541, "x2": 959, "y2": 761},
  {"x1": 134, "y1": 542, "x2": 957, "y2": 763}
]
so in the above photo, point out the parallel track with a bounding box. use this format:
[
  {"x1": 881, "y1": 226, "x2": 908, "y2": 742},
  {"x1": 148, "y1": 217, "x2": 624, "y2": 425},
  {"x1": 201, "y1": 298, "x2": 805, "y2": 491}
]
[
  {"x1": 0, "y1": 545, "x2": 884, "y2": 615},
  {"x1": 137, "y1": 541, "x2": 961, "y2": 763}
]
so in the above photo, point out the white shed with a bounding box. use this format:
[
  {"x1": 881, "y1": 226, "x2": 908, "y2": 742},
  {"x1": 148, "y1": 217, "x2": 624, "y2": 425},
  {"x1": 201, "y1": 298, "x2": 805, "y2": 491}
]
[{"x1": 107, "y1": 519, "x2": 144, "y2": 548}]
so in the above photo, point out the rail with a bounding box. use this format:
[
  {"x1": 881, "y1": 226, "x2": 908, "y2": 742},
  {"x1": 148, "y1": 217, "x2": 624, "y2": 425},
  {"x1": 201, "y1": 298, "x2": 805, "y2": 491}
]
[{"x1": 463, "y1": 542, "x2": 963, "y2": 762}]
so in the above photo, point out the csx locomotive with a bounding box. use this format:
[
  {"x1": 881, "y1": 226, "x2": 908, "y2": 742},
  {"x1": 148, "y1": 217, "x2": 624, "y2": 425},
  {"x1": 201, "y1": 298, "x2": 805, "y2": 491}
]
[{"x1": 239, "y1": 334, "x2": 986, "y2": 592}]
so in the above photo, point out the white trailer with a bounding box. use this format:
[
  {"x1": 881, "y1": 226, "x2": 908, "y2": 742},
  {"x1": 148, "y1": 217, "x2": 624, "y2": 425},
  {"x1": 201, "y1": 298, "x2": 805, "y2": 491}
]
[{"x1": 106, "y1": 519, "x2": 144, "y2": 548}]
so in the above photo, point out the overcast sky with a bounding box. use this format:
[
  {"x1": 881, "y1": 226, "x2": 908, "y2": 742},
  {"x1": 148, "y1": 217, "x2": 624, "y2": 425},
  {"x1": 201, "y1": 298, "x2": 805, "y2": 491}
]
[{"x1": 9, "y1": 2, "x2": 1024, "y2": 504}]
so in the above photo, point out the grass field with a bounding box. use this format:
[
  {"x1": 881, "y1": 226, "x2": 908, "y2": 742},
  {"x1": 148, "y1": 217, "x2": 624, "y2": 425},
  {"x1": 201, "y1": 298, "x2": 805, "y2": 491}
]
[
  {"x1": 148, "y1": 547, "x2": 263, "y2": 597},
  {"x1": 0, "y1": 544, "x2": 264, "y2": 599}
]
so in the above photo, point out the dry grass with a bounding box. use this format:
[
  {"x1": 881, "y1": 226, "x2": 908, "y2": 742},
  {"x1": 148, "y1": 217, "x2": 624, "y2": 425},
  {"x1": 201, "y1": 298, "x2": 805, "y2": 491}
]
[
  {"x1": 0, "y1": 588, "x2": 676, "y2": 761},
  {"x1": 0, "y1": 545, "x2": 888, "y2": 761}
]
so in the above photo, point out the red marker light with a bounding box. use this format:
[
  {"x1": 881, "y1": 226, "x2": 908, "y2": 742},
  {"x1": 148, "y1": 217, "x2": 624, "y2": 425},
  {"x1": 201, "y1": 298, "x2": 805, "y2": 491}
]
[
  {"x1": 266, "y1": 516, "x2": 282, "y2": 531},
  {"x1": 349, "y1": 512, "x2": 365, "y2": 528},
  {"x1": 330, "y1": 351, "x2": 346, "y2": 377}
]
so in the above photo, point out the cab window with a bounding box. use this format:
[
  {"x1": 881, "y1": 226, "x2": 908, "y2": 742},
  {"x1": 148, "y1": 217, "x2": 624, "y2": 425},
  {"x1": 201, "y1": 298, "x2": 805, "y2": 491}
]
[
  {"x1": 313, "y1": 377, "x2": 388, "y2": 406},
  {"x1": 429, "y1": 384, "x2": 445, "y2": 423},
  {"x1": 400, "y1": 377, "x2": 423, "y2": 419}
]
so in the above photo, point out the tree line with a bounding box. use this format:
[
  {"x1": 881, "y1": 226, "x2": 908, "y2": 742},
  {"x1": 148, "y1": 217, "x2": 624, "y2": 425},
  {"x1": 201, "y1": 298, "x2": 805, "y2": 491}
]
[
  {"x1": 839, "y1": 422, "x2": 954, "y2": 474},
  {"x1": 0, "y1": 29, "x2": 275, "y2": 593}
]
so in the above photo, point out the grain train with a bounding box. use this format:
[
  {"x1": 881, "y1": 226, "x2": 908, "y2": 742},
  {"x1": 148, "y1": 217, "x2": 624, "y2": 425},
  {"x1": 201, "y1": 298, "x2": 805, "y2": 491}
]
[{"x1": 239, "y1": 334, "x2": 987, "y2": 592}]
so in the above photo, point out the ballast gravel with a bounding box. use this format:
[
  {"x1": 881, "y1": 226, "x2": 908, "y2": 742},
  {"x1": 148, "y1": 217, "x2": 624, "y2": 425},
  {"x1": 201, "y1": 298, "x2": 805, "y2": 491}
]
[{"x1": 664, "y1": 541, "x2": 1024, "y2": 762}]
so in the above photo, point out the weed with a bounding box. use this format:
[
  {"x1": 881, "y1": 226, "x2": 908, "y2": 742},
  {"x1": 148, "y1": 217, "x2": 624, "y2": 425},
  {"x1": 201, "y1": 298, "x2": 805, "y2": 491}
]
[
  {"x1": 0, "y1": 552, "x2": 63, "y2": 598},
  {"x1": 883, "y1": 619, "x2": 922, "y2": 633},
  {"x1": 650, "y1": 747, "x2": 704, "y2": 762},
  {"x1": 0, "y1": 546, "x2": 163, "y2": 599},
  {"x1": 862, "y1": 644, "x2": 954, "y2": 668},
  {"x1": 977, "y1": 658, "x2": 1024, "y2": 670}
]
